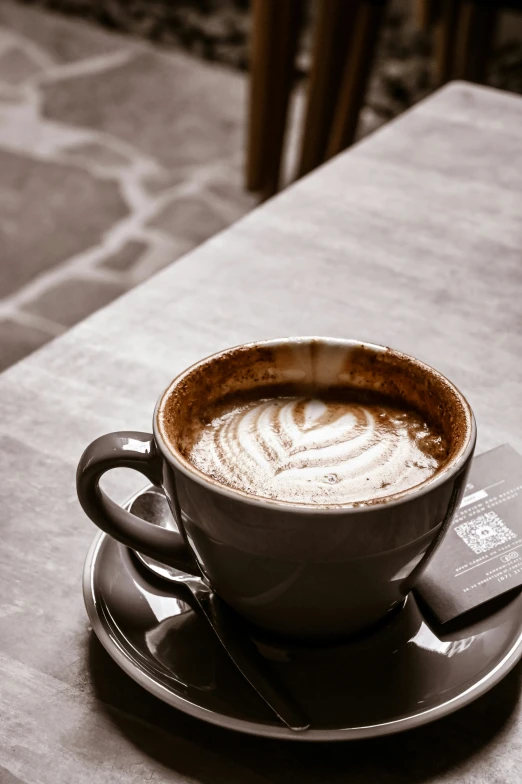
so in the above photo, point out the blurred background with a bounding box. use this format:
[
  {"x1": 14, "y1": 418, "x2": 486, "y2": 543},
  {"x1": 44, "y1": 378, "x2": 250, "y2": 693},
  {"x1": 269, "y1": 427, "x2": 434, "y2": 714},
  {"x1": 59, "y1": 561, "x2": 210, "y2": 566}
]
[{"x1": 0, "y1": 0, "x2": 521, "y2": 372}]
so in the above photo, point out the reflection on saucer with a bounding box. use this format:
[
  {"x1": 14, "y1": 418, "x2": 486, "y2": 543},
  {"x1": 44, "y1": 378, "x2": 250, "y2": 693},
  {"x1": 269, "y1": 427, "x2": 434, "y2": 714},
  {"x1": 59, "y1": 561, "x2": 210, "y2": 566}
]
[
  {"x1": 145, "y1": 611, "x2": 217, "y2": 692},
  {"x1": 409, "y1": 624, "x2": 476, "y2": 657}
]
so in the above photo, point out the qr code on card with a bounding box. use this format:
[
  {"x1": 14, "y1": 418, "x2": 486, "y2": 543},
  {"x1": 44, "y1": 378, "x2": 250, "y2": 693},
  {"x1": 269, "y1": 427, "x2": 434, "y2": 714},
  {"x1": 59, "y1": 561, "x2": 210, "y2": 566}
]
[{"x1": 455, "y1": 511, "x2": 517, "y2": 554}]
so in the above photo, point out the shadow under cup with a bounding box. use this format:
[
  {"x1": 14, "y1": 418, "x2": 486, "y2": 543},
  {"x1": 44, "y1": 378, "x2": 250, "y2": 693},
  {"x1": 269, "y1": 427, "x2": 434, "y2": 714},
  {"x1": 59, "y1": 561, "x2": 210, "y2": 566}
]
[{"x1": 155, "y1": 338, "x2": 476, "y2": 642}]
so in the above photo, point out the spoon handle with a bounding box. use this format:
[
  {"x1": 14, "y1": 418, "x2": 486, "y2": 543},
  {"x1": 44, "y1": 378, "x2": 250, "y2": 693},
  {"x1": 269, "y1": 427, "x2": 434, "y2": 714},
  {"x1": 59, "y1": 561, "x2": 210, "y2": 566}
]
[
  {"x1": 127, "y1": 489, "x2": 310, "y2": 732},
  {"x1": 131, "y1": 557, "x2": 310, "y2": 732},
  {"x1": 196, "y1": 591, "x2": 310, "y2": 732}
]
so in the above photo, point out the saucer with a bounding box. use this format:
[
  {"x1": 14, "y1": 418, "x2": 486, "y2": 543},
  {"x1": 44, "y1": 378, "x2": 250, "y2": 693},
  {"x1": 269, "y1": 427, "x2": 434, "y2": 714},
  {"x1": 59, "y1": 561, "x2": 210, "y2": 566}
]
[{"x1": 83, "y1": 487, "x2": 522, "y2": 741}]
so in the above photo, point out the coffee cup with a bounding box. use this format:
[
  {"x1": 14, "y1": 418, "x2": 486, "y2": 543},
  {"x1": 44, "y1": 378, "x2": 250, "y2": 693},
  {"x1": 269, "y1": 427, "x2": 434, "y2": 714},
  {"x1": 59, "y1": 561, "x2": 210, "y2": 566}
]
[{"x1": 77, "y1": 337, "x2": 476, "y2": 641}]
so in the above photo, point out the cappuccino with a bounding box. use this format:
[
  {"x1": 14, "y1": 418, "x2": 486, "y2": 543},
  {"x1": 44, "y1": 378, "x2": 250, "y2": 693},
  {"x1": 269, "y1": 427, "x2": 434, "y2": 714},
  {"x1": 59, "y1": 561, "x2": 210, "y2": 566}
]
[{"x1": 185, "y1": 391, "x2": 449, "y2": 504}]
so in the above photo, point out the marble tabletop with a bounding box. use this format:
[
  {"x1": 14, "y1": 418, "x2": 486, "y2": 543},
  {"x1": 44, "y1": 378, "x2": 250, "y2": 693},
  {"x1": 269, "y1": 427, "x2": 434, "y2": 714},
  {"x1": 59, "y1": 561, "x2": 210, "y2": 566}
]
[{"x1": 1, "y1": 81, "x2": 522, "y2": 783}]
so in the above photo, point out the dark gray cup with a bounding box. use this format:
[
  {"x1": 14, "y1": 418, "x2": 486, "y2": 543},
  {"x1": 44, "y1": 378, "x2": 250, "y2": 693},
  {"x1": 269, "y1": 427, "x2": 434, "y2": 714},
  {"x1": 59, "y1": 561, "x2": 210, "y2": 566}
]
[{"x1": 77, "y1": 338, "x2": 476, "y2": 642}]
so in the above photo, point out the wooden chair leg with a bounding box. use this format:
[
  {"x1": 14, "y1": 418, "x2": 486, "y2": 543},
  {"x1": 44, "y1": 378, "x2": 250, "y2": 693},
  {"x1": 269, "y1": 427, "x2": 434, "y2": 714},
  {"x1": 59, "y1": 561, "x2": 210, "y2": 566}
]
[
  {"x1": 453, "y1": 1, "x2": 498, "y2": 83},
  {"x1": 433, "y1": 0, "x2": 461, "y2": 85},
  {"x1": 246, "y1": 0, "x2": 274, "y2": 192},
  {"x1": 415, "y1": 0, "x2": 441, "y2": 31},
  {"x1": 297, "y1": 0, "x2": 358, "y2": 179},
  {"x1": 246, "y1": 0, "x2": 304, "y2": 198},
  {"x1": 326, "y1": 0, "x2": 387, "y2": 158}
]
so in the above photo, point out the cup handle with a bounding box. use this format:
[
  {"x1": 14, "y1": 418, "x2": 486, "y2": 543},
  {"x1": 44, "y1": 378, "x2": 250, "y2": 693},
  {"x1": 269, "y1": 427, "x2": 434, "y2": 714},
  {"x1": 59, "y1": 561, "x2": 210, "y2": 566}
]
[
  {"x1": 400, "y1": 469, "x2": 467, "y2": 596},
  {"x1": 76, "y1": 431, "x2": 200, "y2": 575}
]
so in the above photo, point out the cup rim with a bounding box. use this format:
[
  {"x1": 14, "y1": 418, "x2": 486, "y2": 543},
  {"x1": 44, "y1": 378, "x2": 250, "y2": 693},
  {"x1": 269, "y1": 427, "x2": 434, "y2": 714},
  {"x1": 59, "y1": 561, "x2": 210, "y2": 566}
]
[{"x1": 154, "y1": 337, "x2": 477, "y2": 515}]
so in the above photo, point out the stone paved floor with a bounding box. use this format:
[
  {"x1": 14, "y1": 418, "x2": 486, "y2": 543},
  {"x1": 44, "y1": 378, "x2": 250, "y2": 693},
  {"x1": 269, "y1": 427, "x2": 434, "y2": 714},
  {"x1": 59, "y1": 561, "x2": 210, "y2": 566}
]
[
  {"x1": 0, "y1": 1, "x2": 256, "y2": 371},
  {"x1": 2, "y1": 1, "x2": 521, "y2": 373}
]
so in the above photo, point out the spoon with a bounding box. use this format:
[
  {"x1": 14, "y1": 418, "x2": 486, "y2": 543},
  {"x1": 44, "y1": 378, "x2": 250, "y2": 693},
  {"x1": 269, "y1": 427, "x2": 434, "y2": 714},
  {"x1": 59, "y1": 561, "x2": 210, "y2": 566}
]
[{"x1": 128, "y1": 488, "x2": 310, "y2": 732}]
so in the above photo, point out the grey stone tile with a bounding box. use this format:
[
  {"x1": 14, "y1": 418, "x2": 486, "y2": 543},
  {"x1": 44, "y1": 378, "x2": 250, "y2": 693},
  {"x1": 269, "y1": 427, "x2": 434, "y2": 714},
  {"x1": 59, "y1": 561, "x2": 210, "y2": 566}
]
[
  {"x1": 206, "y1": 172, "x2": 257, "y2": 217},
  {"x1": 142, "y1": 168, "x2": 192, "y2": 194},
  {"x1": 59, "y1": 141, "x2": 130, "y2": 168},
  {"x1": 0, "y1": 1, "x2": 135, "y2": 63},
  {"x1": 23, "y1": 277, "x2": 127, "y2": 328},
  {"x1": 0, "y1": 87, "x2": 25, "y2": 103},
  {"x1": 0, "y1": 318, "x2": 52, "y2": 371},
  {"x1": 0, "y1": 47, "x2": 44, "y2": 85},
  {"x1": 41, "y1": 50, "x2": 245, "y2": 170},
  {"x1": 99, "y1": 240, "x2": 147, "y2": 272},
  {"x1": 129, "y1": 236, "x2": 196, "y2": 282},
  {"x1": 147, "y1": 194, "x2": 228, "y2": 244},
  {"x1": 0, "y1": 149, "x2": 128, "y2": 298}
]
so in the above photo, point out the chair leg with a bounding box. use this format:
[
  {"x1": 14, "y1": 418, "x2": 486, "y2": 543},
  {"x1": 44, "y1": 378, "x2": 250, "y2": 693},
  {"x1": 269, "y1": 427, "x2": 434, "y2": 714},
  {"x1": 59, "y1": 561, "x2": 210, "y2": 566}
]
[
  {"x1": 326, "y1": 0, "x2": 387, "y2": 158},
  {"x1": 415, "y1": 0, "x2": 441, "y2": 31},
  {"x1": 246, "y1": 0, "x2": 304, "y2": 198},
  {"x1": 433, "y1": 0, "x2": 461, "y2": 85},
  {"x1": 453, "y1": 1, "x2": 498, "y2": 83},
  {"x1": 246, "y1": 0, "x2": 273, "y2": 192},
  {"x1": 297, "y1": 0, "x2": 358, "y2": 179}
]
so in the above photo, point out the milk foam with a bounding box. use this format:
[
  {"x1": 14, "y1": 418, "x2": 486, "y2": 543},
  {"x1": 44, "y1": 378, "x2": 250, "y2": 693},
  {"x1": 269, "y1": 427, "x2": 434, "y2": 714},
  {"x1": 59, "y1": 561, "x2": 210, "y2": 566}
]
[{"x1": 188, "y1": 396, "x2": 447, "y2": 504}]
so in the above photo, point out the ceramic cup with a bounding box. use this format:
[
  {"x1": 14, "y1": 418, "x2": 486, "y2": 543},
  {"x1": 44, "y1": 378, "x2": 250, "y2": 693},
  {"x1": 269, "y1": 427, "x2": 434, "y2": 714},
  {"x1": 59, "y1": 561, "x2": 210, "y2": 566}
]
[{"x1": 77, "y1": 337, "x2": 476, "y2": 642}]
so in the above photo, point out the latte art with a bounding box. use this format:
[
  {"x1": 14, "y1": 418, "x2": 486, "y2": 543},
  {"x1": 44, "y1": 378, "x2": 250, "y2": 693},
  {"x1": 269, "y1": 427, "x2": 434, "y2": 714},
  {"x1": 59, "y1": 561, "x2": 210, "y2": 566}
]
[{"x1": 187, "y1": 395, "x2": 448, "y2": 504}]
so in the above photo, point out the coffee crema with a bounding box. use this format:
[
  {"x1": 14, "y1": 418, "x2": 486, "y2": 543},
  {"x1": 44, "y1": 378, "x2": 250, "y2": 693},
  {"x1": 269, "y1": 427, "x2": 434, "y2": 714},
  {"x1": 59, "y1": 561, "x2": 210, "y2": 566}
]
[{"x1": 185, "y1": 392, "x2": 449, "y2": 505}]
